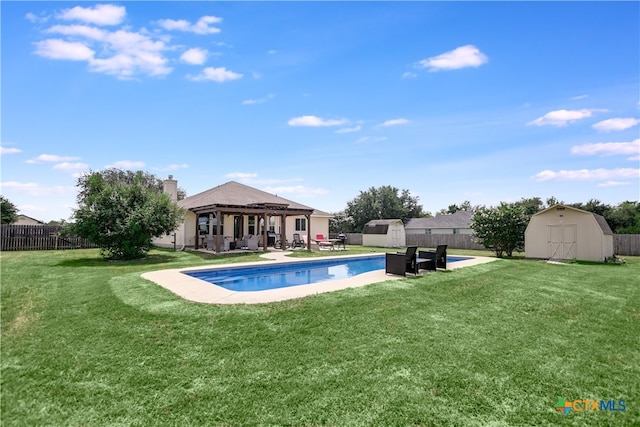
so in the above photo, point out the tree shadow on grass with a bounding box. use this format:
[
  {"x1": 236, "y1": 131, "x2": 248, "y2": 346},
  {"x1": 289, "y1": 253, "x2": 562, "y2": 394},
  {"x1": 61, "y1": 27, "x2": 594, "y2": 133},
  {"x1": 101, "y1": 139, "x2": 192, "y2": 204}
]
[{"x1": 56, "y1": 254, "x2": 178, "y2": 267}]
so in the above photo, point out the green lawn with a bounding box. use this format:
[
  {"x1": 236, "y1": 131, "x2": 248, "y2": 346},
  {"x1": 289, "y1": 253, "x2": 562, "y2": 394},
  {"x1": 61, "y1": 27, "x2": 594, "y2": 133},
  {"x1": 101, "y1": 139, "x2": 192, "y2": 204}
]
[{"x1": 1, "y1": 247, "x2": 638, "y2": 426}]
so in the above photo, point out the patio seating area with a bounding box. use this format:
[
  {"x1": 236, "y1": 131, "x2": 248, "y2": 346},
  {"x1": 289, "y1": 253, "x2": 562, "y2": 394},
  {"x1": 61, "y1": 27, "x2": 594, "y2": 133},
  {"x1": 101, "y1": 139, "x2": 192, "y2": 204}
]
[{"x1": 385, "y1": 245, "x2": 448, "y2": 276}]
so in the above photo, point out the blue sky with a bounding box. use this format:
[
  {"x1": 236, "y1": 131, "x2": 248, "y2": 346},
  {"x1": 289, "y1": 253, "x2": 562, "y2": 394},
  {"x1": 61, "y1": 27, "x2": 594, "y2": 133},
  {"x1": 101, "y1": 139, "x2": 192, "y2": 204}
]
[{"x1": 2, "y1": 1, "x2": 639, "y2": 222}]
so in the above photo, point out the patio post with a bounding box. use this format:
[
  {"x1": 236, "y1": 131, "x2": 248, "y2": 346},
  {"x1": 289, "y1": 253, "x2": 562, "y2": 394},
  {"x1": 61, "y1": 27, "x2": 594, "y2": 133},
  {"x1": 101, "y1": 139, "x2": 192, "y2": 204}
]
[
  {"x1": 262, "y1": 212, "x2": 268, "y2": 252},
  {"x1": 215, "y1": 210, "x2": 222, "y2": 253}
]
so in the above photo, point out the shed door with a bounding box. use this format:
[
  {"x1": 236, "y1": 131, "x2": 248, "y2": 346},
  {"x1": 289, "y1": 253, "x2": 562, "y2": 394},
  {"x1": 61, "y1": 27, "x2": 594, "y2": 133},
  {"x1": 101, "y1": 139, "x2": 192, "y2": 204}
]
[
  {"x1": 548, "y1": 224, "x2": 577, "y2": 259},
  {"x1": 390, "y1": 227, "x2": 402, "y2": 247}
]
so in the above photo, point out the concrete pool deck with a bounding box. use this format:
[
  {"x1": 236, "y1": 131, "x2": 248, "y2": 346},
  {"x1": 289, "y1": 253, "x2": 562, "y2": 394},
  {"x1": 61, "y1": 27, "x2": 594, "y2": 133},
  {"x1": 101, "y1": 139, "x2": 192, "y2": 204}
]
[{"x1": 141, "y1": 251, "x2": 498, "y2": 304}]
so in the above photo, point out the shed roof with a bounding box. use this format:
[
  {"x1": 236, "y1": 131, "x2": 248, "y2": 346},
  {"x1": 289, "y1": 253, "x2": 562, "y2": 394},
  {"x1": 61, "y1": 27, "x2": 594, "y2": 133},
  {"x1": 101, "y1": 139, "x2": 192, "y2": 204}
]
[
  {"x1": 178, "y1": 181, "x2": 330, "y2": 216},
  {"x1": 362, "y1": 219, "x2": 403, "y2": 234},
  {"x1": 406, "y1": 210, "x2": 473, "y2": 229},
  {"x1": 532, "y1": 204, "x2": 613, "y2": 235}
]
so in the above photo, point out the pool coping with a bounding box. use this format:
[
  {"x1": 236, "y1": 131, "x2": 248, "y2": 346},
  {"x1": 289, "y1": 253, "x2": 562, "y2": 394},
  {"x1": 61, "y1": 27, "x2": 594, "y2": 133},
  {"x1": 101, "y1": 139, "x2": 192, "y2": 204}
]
[{"x1": 141, "y1": 251, "x2": 498, "y2": 305}]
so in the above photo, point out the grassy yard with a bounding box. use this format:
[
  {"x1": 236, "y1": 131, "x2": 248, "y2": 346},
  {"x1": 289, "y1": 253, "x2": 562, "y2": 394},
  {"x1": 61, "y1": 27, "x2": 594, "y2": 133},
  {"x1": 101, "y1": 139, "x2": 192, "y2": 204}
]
[{"x1": 1, "y1": 247, "x2": 638, "y2": 426}]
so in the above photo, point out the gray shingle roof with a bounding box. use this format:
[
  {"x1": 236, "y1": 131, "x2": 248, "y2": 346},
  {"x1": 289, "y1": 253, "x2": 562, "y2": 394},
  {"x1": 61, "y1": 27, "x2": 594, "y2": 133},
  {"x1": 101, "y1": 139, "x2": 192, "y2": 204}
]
[
  {"x1": 362, "y1": 219, "x2": 403, "y2": 234},
  {"x1": 178, "y1": 181, "x2": 330, "y2": 216},
  {"x1": 406, "y1": 211, "x2": 473, "y2": 229}
]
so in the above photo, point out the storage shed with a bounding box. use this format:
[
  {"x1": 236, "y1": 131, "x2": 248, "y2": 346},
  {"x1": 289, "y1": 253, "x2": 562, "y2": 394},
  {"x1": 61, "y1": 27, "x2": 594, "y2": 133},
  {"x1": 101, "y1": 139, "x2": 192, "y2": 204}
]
[
  {"x1": 362, "y1": 219, "x2": 406, "y2": 248},
  {"x1": 525, "y1": 204, "x2": 614, "y2": 262}
]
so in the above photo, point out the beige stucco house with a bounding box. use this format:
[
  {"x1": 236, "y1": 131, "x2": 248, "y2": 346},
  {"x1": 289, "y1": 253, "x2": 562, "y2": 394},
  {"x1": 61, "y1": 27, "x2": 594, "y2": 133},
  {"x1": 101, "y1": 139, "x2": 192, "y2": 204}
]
[
  {"x1": 525, "y1": 204, "x2": 614, "y2": 262},
  {"x1": 153, "y1": 177, "x2": 331, "y2": 252},
  {"x1": 362, "y1": 219, "x2": 406, "y2": 248}
]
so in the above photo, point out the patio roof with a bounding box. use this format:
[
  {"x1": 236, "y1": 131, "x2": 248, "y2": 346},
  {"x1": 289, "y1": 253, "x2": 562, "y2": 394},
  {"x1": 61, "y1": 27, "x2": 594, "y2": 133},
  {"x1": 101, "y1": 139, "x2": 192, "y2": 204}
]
[{"x1": 179, "y1": 181, "x2": 320, "y2": 216}]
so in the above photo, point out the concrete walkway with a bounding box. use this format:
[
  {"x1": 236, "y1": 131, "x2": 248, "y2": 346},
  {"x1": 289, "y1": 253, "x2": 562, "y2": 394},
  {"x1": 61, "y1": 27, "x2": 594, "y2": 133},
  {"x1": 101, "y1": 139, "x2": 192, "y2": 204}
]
[{"x1": 141, "y1": 251, "x2": 497, "y2": 305}]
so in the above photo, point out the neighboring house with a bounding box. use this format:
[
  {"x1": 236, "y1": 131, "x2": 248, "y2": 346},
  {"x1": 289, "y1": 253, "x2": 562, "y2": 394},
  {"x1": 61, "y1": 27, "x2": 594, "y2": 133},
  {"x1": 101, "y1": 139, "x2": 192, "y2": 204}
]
[
  {"x1": 405, "y1": 211, "x2": 473, "y2": 235},
  {"x1": 153, "y1": 177, "x2": 331, "y2": 252},
  {"x1": 15, "y1": 214, "x2": 45, "y2": 225},
  {"x1": 525, "y1": 204, "x2": 614, "y2": 262},
  {"x1": 362, "y1": 219, "x2": 406, "y2": 248}
]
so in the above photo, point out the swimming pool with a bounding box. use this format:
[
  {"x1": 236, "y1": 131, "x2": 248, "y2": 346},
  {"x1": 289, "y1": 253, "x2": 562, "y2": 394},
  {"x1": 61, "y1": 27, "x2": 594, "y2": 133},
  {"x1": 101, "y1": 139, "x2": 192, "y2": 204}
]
[{"x1": 185, "y1": 255, "x2": 471, "y2": 292}]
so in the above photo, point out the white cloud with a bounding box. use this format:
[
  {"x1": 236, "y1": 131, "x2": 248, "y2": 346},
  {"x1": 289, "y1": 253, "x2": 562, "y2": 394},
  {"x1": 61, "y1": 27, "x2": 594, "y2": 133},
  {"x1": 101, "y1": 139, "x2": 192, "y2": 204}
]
[
  {"x1": 35, "y1": 26, "x2": 172, "y2": 79},
  {"x1": 188, "y1": 67, "x2": 243, "y2": 82},
  {"x1": 226, "y1": 172, "x2": 258, "y2": 179},
  {"x1": 1, "y1": 146, "x2": 22, "y2": 154},
  {"x1": 335, "y1": 125, "x2": 362, "y2": 133},
  {"x1": 106, "y1": 160, "x2": 146, "y2": 169},
  {"x1": 527, "y1": 109, "x2": 606, "y2": 127},
  {"x1": 402, "y1": 72, "x2": 417, "y2": 79},
  {"x1": 571, "y1": 139, "x2": 640, "y2": 158},
  {"x1": 263, "y1": 185, "x2": 329, "y2": 198},
  {"x1": 46, "y1": 24, "x2": 107, "y2": 40},
  {"x1": 160, "y1": 163, "x2": 189, "y2": 171},
  {"x1": 180, "y1": 48, "x2": 208, "y2": 65},
  {"x1": 25, "y1": 12, "x2": 49, "y2": 24},
  {"x1": 287, "y1": 116, "x2": 348, "y2": 127},
  {"x1": 356, "y1": 136, "x2": 387, "y2": 144},
  {"x1": 53, "y1": 162, "x2": 89, "y2": 172},
  {"x1": 592, "y1": 117, "x2": 640, "y2": 132},
  {"x1": 531, "y1": 168, "x2": 639, "y2": 181},
  {"x1": 597, "y1": 181, "x2": 631, "y2": 187},
  {"x1": 27, "y1": 154, "x2": 80, "y2": 163},
  {"x1": 380, "y1": 118, "x2": 410, "y2": 127},
  {"x1": 34, "y1": 39, "x2": 95, "y2": 61},
  {"x1": 570, "y1": 94, "x2": 588, "y2": 100},
  {"x1": 0, "y1": 181, "x2": 70, "y2": 197},
  {"x1": 58, "y1": 4, "x2": 126, "y2": 26},
  {"x1": 418, "y1": 45, "x2": 488, "y2": 72},
  {"x1": 157, "y1": 16, "x2": 222, "y2": 35},
  {"x1": 267, "y1": 49, "x2": 277, "y2": 54},
  {"x1": 242, "y1": 93, "x2": 275, "y2": 105}
]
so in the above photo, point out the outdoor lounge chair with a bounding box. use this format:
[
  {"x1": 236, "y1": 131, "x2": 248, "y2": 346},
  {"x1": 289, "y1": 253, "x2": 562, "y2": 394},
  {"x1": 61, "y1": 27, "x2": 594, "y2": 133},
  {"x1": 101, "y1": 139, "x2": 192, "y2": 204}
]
[
  {"x1": 419, "y1": 245, "x2": 448, "y2": 271},
  {"x1": 205, "y1": 236, "x2": 216, "y2": 251},
  {"x1": 385, "y1": 246, "x2": 418, "y2": 276},
  {"x1": 246, "y1": 235, "x2": 260, "y2": 250},
  {"x1": 291, "y1": 233, "x2": 305, "y2": 248}
]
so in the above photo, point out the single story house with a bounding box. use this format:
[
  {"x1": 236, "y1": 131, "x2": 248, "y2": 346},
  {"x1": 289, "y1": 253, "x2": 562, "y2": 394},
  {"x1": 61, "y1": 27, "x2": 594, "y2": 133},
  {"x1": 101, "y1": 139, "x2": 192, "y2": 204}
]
[
  {"x1": 362, "y1": 219, "x2": 406, "y2": 248},
  {"x1": 405, "y1": 211, "x2": 473, "y2": 235},
  {"x1": 15, "y1": 214, "x2": 45, "y2": 226},
  {"x1": 153, "y1": 176, "x2": 332, "y2": 252},
  {"x1": 525, "y1": 204, "x2": 614, "y2": 262}
]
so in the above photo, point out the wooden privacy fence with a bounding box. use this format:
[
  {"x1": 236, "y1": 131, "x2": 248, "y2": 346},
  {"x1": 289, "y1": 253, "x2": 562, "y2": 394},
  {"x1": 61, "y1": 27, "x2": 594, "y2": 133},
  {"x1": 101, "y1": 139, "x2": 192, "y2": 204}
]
[
  {"x1": 406, "y1": 234, "x2": 486, "y2": 251},
  {"x1": 0, "y1": 225, "x2": 98, "y2": 251},
  {"x1": 340, "y1": 232, "x2": 640, "y2": 255},
  {"x1": 614, "y1": 234, "x2": 640, "y2": 256}
]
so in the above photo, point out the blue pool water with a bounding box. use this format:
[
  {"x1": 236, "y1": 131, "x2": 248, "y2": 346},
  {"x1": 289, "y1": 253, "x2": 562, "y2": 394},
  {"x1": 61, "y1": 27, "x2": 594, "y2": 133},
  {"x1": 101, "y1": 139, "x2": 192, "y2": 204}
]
[{"x1": 185, "y1": 255, "x2": 471, "y2": 292}]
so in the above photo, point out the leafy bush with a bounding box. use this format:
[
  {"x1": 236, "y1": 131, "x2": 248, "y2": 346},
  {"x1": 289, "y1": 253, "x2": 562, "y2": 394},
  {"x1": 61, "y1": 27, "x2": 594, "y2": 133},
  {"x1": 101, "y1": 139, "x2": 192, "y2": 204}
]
[
  {"x1": 72, "y1": 169, "x2": 183, "y2": 259},
  {"x1": 471, "y1": 203, "x2": 529, "y2": 257}
]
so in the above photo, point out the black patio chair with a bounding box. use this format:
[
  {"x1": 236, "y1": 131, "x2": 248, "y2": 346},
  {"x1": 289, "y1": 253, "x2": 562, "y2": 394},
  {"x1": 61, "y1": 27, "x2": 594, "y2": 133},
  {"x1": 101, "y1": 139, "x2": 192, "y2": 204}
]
[
  {"x1": 385, "y1": 246, "x2": 418, "y2": 276},
  {"x1": 291, "y1": 233, "x2": 305, "y2": 248},
  {"x1": 419, "y1": 245, "x2": 448, "y2": 271}
]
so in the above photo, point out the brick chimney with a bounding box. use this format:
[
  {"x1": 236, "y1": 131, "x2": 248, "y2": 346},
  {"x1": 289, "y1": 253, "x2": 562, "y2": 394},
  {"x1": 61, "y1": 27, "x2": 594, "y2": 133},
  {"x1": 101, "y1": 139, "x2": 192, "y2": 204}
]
[{"x1": 163, "y1": 175, "x2": 178, "y2": 202}]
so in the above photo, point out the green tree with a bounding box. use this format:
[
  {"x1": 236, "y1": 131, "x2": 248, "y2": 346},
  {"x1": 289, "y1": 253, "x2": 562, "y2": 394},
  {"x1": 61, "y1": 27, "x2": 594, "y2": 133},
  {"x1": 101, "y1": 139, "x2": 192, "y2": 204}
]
[
  {"x1": 471, "y1": 203, "x2": 529, "y2": 258},
  {"x1": 608, "y1": 201, "x2": 640, "y2": 233},
  {"x1": 515, "y1": 197, "x2": 544, "y2": 216},
  {"x1": 72, "y1": 169, "x2": 183, "y2": 260},
  {"x1": 1, "y1": 196, "x2": 19, "y2": 224},
  {"x1": 438, "y1": 200, "x2": 476, "y2": 215},
  {"x1": 345, "y1": 185, "x2": 425, "y2": 232},
  {"x1": 329, "y1": 210, "x2": 354, "y2": 233}
]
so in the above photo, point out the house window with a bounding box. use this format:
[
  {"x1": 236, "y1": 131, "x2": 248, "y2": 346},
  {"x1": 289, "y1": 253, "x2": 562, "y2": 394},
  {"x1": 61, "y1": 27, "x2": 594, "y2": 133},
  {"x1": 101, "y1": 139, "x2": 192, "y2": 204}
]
[
  {"x1": 453, "y1": 228, "x2": 459, "y2": 235},
  {"x1": 248, "y1": 216, "x2": 256, "y2": 235},
  {"x1": 295, "y1": 218, "x2": 307, "y2": 232},
  {"x1": 425, "y1": 229, "x2": 432, "y2": 235},
  {"x1": 269, "y1": 216, "x2": 276, "y2": 232},
  {"x1": 199, "y1": 214, "x2": 223, "y2": 235}
]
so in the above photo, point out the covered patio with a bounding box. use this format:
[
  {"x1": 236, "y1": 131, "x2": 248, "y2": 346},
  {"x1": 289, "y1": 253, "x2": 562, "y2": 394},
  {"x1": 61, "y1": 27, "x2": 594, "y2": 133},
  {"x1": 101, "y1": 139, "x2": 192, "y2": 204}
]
[{"x1": 190, "y1": 202, "x2": 314, "y2": 253}]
